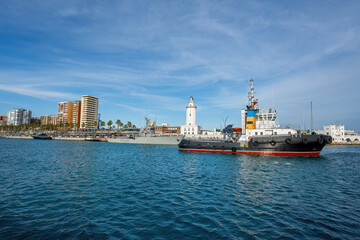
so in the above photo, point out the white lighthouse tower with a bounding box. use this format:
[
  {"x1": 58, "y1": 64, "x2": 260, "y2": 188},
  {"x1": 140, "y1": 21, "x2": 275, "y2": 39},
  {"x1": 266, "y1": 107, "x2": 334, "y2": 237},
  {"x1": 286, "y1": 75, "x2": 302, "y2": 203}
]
[{"x1": 181, "y1": 96, "x2": 200, "y2": 136}]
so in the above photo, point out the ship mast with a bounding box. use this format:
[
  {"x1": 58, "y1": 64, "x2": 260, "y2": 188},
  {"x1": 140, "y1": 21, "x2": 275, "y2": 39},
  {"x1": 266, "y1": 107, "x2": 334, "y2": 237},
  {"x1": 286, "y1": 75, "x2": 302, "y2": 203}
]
[{"x1": 247, "y1": 79, "x2": 258, "y2": 110}]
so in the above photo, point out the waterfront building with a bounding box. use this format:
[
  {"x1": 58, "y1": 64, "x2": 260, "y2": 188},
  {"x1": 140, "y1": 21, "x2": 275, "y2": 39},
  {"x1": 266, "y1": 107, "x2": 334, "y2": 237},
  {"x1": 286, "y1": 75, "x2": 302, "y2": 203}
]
[
  {"x1": 80, "y1": 95, "x2": 98, "y2": 129},
  {"x1": 73, "y1": 100, "x2": 81, "y2": 129},
  {"x1": 31, "y1": 117, "x2": 41, "y2": 125},
  {"x1": 324, "y1": 125, "x2": 344, "y2": 142},
  {"x1": 344, "y1": 130, "x2": 360, "y2": 142},
  {"x1": 22, "y1": 110, "x2": 32, "y2": 124},
  {"x1": 58, "y1": 101, "x2": 74, "y2": 125},
  {"x1": 41, "y1": 115, "x2": 58, "y2": 125},
  {"x1": 180, "y1": 96, "x2": 201, "y2": 136},
  {"x1": 0, "y1": 116, "x2": 7, "y2": 125},
  {"x1": 7, "y1": 108, "x2": 32, "y2": 126},
  {"x1": 315, "y1": 124, "x2": 360, "y2": 143},
  {"x1": 155, "y1": 124, "x2": 181, "y2": 135}
]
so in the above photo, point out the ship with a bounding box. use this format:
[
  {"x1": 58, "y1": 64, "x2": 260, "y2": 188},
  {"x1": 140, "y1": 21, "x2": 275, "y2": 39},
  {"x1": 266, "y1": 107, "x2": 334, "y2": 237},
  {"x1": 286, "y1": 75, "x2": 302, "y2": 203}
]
[
  {"x1": 108, "y1": 116, "x2": 184, "y2": 145},
  {"x1": 33, "y1": 133, "x2": 52, "y2": 140},
  {"x1": 179, "y1": 79, "x2": 332, "y2": 156},
  {"x1": 85, "y1": 136, "x2": 100, "y2": 142}
]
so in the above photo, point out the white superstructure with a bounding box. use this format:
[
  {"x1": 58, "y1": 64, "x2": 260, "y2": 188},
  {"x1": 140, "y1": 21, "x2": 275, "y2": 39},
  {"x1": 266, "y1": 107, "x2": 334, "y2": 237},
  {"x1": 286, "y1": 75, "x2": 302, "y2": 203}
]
[{"x1": 181, "y1": 96, "x2": 201, "y2": 136}]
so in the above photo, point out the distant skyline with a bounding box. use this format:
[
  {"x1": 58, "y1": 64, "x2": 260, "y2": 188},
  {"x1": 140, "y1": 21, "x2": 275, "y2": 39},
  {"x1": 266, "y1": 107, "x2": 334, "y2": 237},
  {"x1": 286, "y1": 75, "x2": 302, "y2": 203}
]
[{"x1": 1, "y1": 0, "x2": 359, "y2": 131}]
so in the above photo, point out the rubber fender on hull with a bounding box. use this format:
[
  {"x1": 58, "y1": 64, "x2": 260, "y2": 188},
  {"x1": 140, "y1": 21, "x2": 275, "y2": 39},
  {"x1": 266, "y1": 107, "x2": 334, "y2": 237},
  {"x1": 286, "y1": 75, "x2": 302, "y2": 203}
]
[
  {"x1": 302, "y1": 138, "x2": 309, "y2": 144},
  {"x1": 325, "y1": 136, "x2": 332, "y2": 144},
  {"x1": 252, "y1": 141, "x2": 259, "y2": 146},
  {"x1": 270, "y1": 140, "x2": 276, "y2": 146},
  {"x1": 285, "y1": 138, "x2": 292, "y2": 144},
  {"x1": 318, "y1": 137, "x2": 324, "y2": 144}
]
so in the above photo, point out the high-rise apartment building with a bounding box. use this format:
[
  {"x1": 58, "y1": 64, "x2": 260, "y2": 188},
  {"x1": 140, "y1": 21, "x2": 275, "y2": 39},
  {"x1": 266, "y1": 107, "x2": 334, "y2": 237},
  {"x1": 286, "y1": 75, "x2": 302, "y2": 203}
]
[
  {"x1": 72, "y1": 100, "x2": 81, "y2": 129},
  {"x1": 41, "y1": 115, "x2": 58, "y2": 125},
  {"x1": 58, "y1": 101, "x2": 74, "y2": 125},
  {"x1": 80, "y1": 95, "x2": 98, "y2": 129},
  {"x1": 22, "y1": 110, "x2": 32, "y2": 124},
  {"x1": 7, "y1": 108, "x2": 32, "y2": 126}
]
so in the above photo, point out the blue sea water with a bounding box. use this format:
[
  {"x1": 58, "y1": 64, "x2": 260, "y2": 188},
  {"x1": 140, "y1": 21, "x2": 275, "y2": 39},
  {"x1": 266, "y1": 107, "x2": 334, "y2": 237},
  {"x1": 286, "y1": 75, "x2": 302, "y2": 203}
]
[{"x1": 0, "y1": 139, "x2": 359, "y2": 239}]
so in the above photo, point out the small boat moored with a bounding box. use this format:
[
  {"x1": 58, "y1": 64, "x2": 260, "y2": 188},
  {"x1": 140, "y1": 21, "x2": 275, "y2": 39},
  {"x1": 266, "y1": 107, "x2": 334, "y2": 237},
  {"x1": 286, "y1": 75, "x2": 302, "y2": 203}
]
[
  {"x1": 85, "y1": 136, "x2": 100, "y2": 142},
  {"x1": 33, "y1": 133, "x2": 52, "y2": 140}
]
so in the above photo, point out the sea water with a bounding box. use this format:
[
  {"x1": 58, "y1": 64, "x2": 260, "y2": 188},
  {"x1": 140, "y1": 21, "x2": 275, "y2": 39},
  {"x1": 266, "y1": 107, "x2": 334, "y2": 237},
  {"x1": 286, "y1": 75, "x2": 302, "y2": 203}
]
[{"x1": 0, "y1": 138, "x2": 359, "y2": 239}]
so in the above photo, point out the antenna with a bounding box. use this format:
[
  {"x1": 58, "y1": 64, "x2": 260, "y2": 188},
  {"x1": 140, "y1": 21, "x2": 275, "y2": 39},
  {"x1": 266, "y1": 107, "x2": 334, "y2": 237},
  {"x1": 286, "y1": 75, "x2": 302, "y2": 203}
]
[
  {"x1": 221, "y1": 116, "x2": 229, "y2": 128},
  {"x1": 301, "y1": 103, "x2": 304, "y2": 131},
  {"x1": 272, "y1": 83, "x2": 274, "y2": 108},
  {"x1": 310, "y1": 101, "x2": 314, "y2": 133}
]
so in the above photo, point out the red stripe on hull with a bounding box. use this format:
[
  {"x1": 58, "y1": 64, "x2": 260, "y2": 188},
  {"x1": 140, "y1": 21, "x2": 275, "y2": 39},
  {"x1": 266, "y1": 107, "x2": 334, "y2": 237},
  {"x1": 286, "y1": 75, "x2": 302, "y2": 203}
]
[{"x1": 179, "y1": 148, "x2": 321, "y2": 156}]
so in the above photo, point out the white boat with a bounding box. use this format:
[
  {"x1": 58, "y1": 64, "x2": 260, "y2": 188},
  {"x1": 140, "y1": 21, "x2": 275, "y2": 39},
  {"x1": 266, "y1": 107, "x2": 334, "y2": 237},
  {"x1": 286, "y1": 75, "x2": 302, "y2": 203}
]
[{"x1": 108, "y1": 117, "x2": 184, "y2": 145}]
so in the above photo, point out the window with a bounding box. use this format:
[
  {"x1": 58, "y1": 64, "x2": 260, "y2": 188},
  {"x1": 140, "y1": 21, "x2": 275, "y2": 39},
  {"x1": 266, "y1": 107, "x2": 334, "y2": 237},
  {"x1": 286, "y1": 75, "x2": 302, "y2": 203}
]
[
  {"x1": 255, "y1": 132, "x2": 258, "y2": 135},
  {"x1": 260, "y1": 132, "x2": 263, "y2": 135},
  {"x1": 274, "y1": 132, "x2": 277, "y2": 135}
]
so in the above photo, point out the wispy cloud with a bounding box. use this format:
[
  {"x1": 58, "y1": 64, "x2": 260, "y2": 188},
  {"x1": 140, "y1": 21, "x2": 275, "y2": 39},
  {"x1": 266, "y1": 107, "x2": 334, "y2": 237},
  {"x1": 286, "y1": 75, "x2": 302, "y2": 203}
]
[
  {"x1": 0, "y1": 0, "x2": 359, "y2": 130},
  {"x1": 0, "y1": 84, "x2": 78, "y2": 100}
]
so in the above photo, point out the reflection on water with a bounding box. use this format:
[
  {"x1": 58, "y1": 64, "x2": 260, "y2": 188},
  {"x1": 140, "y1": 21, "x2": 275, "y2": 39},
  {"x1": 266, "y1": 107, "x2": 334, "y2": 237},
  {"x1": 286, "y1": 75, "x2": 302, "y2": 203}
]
[{"x1": 0, "y1": 139, "x2": 359, "y2": 239}]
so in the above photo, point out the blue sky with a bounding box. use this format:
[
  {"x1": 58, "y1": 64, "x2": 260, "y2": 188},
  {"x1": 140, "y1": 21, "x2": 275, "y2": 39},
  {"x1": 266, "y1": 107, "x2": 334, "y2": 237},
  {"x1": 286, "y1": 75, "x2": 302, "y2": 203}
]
[{"x1": 0, "y1": 0, "x2": 359, "y2": 131}]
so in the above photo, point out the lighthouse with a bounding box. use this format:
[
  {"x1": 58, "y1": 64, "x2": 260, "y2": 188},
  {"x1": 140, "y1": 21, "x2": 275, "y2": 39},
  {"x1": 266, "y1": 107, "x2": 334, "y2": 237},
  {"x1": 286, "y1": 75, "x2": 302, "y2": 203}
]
[{"x1": 181, "y1": 96, "x2": 201, "y2": 136}]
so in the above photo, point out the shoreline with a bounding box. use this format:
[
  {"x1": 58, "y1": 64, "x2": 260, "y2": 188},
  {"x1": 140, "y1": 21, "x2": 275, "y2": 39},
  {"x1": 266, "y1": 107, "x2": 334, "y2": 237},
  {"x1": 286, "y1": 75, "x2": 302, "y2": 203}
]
[
  {"x1": 2, "y1": 136, "x2": 108, "y2": 142},
  {"x1": 327, "y1": 142, "x2": 360, "y2": 146},
  {"x1": 2, "y1": 136, "x2": 360, "y2": 145}
]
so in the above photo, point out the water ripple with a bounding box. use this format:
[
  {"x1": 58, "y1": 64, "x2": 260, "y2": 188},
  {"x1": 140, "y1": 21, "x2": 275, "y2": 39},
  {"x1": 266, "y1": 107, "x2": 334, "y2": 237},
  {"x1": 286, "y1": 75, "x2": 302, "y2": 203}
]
[{"x1": 0, "y1": 139, "x2": 360, "y2": 239}]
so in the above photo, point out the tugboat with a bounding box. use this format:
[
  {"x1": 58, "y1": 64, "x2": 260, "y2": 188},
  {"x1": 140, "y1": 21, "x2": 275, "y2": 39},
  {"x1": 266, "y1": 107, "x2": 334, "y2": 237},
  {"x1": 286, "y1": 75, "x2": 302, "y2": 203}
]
[
  {"x1": 33, "y1": 133, "x2": 52, "y2": 140},
  {"x1": 179, "y1": 79, "x2": 332, "y2": 156}
]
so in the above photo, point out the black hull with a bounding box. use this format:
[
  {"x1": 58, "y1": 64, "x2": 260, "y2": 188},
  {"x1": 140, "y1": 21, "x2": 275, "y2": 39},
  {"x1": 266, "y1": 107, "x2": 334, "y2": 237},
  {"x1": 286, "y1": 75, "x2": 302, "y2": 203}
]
[
  {"x1": 179, "y1": 134, "x2": 332, "y2": 156},
  {"x1": 33, "y1": 135, "x2": 52, "y2": 140},
  {"x1": 85, "y1": 139, "x2": 100, "y2": 142}
]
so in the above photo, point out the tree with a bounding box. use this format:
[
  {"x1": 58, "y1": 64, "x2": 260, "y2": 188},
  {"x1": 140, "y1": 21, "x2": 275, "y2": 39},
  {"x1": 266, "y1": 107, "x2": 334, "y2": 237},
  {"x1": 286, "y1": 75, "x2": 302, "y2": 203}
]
[
  {"x1": 116, "y1": 119, "x2": 122, "y2": 131},
  {"x1": 132, "y1": 124, "x2": 136, "y2": 129},
  {"x1": 65, "y1": 122, "x2": 70, "y2": 130},
  {"x1": 107, "y1": 120, "x2": 113, "y2": 131},
  {"x1": 101, "y1": 121, "x2": 105, "y2": 129},
  {"x1": 127, "y1": 121, "x2": 132, "y2": 128},
  {"x1": 81, "y1": 122, "x2": 85, "y2": 129}
]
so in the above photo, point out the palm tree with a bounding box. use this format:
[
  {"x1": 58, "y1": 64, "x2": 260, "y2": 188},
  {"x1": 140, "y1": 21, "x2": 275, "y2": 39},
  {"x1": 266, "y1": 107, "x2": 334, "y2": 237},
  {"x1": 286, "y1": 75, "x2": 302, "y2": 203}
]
[
  {"x1": 116, "y1": 120, "x2": 122, "y2": 131},
  {"x1": 107, "y1": 120, "x2": 113, "y2": 132},
  {"x1": 127, "y1": 121, "x2": 132, "y2": 129},
  {"x1": 81, "y1": 122, "x2": 85, "y2": 130},
  {"x1": 132, "y1": 124, "x2": 136, "y2": 129},
  {"x1": 101, "y1": 121, "x2": 105, "y2": 129},
  {"x1": 70, "y1": 122, "x2": 74, "y2": 131}
]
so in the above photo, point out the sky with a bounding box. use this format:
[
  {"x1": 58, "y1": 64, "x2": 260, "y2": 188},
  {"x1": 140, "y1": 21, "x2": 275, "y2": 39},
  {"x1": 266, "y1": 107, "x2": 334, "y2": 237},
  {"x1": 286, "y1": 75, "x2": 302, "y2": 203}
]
[{"x1": 0, "y1": 0, "x2": 359, "y2": 131}]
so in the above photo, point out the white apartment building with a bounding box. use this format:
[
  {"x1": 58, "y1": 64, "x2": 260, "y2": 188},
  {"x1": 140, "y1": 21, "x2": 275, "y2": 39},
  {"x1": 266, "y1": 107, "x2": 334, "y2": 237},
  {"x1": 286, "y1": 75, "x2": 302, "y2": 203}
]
[
  {"x1": 7, "y1": 108, "x2": 32, "y2": 126},
  {"x1": 323, "y1": 125, "x2": 344, "y2": 142}
]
